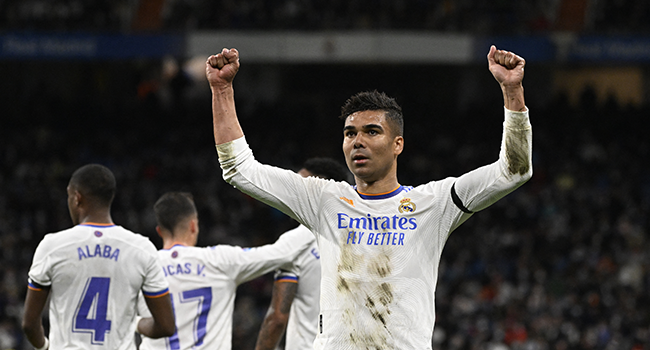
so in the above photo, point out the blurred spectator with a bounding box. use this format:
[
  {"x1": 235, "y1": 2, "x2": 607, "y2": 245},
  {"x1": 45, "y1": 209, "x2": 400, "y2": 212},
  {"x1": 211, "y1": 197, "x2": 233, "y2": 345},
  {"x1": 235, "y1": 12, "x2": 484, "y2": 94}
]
[{"x1": 2, "y1": 0, "x2": 650, "y2": 34}]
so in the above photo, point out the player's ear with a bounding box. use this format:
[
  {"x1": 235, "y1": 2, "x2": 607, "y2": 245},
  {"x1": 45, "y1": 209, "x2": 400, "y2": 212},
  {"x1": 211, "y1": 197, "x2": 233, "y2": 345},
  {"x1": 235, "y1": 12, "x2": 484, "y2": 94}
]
[
  {"x1": 155, "y1": 226, "x2": 163, "y2": 238},
  {"x1": 393, "y1": 136, "x2": 404, "y2": 156},
  {"x1": 189, "y1": 218, "x2": 198, "y2": 234},
  {"x1": 71, "y1": 190, "x2": 84, "y2": 210}
]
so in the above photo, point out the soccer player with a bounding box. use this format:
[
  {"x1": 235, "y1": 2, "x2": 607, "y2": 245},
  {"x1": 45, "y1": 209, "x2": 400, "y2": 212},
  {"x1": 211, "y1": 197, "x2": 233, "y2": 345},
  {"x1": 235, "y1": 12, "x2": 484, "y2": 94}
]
[
  {"x1": 255, "y1": 157, "x2": 350, "y2": 350},
  {"x1": 206, "y1": 45, "x2": 532, "y2": 349},
  {"x1": 137, "y1": 190, "x2": 317, "y2": 350},
  {"x1": 22, "y1": 164, "x2": 175, "y2": 350}
]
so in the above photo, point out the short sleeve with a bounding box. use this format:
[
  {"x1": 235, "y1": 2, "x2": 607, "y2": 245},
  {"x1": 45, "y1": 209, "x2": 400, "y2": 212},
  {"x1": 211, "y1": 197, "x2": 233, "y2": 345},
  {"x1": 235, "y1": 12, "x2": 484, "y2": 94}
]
[
  {"x1": 140, "y1": 241, "x2": 169, "y2": 298},
  {"x1": 274, "y1": 269, "x2": 299, "y2": 283},
  {"x1": 27, "y1": 235, "x2": 55, "y2": 288}
]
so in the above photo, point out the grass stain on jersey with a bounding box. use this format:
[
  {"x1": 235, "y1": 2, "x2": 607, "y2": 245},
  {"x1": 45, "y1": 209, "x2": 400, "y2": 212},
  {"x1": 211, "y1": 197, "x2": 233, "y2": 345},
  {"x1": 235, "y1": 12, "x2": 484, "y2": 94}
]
[
  {"x1": 336, "y1": 240, "x2": 396, "y2": 348},
  {"x1": 368, "y1": 251, "x2": 392, "y2": 278},
  {"x1": 505, "y1": 115, "x2": 531, "y2": 176}
]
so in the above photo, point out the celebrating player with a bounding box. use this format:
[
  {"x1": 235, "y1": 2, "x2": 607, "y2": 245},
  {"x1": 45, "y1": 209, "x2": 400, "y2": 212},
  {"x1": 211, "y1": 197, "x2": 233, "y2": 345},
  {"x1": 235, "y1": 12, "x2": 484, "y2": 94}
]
[
  {"x1": 207, "y1": 45, "x2": 532, "y2": 349},
  {"x1": 22, "y1": 164, "x2": 175, "y2": 350},
  {"x1": 255, "y1": 157, "x2": 350, "y2": 350},
  {"x1": 137, "y1": 189, "x2": 319, "y2": 350}
]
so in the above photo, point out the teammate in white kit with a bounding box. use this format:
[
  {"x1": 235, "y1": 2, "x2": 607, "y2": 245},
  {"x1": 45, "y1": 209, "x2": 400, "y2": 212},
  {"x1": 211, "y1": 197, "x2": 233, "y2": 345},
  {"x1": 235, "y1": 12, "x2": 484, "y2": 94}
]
[
  {"x1": 22, "y1": 164, "x2": 175, "y2": 350},
  {"x1": 206, "y1": 46, "x2": 532, "y2": 349},
  {"x1": 255, "y1": 158, "x2": 350, "y2": 350},
  {"x1": 138, "y1": 191, "x2": 315, "y2": 350}
]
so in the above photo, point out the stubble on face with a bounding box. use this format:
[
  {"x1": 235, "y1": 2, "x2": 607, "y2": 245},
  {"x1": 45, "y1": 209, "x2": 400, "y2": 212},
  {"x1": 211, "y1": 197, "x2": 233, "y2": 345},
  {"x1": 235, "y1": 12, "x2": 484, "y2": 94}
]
[{"x1": 342, "y1": 111, "x2": 401, "y2": 184}]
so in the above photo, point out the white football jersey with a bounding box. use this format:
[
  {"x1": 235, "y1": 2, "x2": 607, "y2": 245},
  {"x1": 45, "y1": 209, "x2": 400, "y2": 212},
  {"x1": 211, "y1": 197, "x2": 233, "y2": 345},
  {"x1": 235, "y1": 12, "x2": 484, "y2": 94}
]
[
  {"x1": 273, "y1": 225, "x2": 321, "y2": 350},
  {"x1": 27, "y1": 223, "x2": 169, "y2": 350},
  {"x1": 217, "y1": 109, "x2": 532, "y2": 349},
  {"x1": 138, "y1": 227, "x2": 314, "y2": 350}
]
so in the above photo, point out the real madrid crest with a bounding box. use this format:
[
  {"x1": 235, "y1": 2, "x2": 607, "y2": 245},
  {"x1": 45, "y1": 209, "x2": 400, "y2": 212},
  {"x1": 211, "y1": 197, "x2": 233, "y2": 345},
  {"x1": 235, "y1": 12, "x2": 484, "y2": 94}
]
[{"x1": 398, "y1": 198, "x2": 416, "y2": 213}]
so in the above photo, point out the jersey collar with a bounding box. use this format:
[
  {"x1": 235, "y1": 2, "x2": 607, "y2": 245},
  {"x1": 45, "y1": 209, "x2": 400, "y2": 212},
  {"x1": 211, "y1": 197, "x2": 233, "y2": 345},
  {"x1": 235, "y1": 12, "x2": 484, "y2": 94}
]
[
  {"x1": 355, "y1": 185, "x2": 406, "y2": 200},
  {"x1": 162, "y1": 242, "x2": 189, "y2": 250},
  {"x1": 79, "y1": 222, "x2": 116, "y2": 228}
]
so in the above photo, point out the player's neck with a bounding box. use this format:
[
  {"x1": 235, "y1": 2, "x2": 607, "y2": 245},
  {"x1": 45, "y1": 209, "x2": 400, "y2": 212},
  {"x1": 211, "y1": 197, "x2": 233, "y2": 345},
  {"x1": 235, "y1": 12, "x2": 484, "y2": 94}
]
[
  {"x1": 162, "y1": 233, "x2": 195, "y2": 249},
  {"x1": 163, "y1": 241, "x2": 190, "y2": 249},
  {"x1": 354, "y1": 176, "x2": 400, "y2": 195},
  {"x1": 78, "y1": 212, "x2": 113, "y2": 225}
]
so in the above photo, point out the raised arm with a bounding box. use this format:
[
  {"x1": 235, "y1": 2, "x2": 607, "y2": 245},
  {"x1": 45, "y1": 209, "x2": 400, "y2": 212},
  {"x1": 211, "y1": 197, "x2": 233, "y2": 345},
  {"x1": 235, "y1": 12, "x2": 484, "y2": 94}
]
[
  {"x1": 206, "y1": 48, "x2": 244, "y2": 145},
  {"x1": 487, "y1": 45, "x2": 526, "y2": 112},
  {"x1": 449, "y1": 46, "x2": 532, "y2": 217}
]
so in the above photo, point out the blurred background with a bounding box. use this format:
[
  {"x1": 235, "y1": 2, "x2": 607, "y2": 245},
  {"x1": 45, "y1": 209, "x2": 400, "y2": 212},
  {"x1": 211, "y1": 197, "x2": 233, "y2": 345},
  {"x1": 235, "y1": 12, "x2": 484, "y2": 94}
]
[{"x1": 1, "y1": 0, "x2": 649, "y2": 349}]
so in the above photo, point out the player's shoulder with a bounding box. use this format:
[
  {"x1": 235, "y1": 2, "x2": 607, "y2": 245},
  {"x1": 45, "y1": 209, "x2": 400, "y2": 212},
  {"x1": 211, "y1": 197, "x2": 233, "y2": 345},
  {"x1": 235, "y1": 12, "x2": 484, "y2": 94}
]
[
  {"x1": 193, "y1": 243, "x2": 258, "y2": 268},
  {"x1": 102, "y1": 225, "x2": 158, "y2": 253},
  {"x1": 110, "y1": 225, "x2": 151, "y2": 241},
  {"x1": 317, "y1": 180, "x2": 357, "y2": 203},
  {"x1": 37, "y1": 225, "x2": 86, "y2": 248},
  {"x1": 157, "y1": 244, "x2": 209, "y2": 257},
  {"x1": 328, "y1": 179, "x2": 355, "y2": 191},
  {"x1": 277, "y1": 224, "x2": 314, "y2": 243},
  {"x1": 200, "y1": 243, "x2": 247, "y2": 259},
  {"x1": 410, "y1": 176, "x2": 457, "y2": 196}
]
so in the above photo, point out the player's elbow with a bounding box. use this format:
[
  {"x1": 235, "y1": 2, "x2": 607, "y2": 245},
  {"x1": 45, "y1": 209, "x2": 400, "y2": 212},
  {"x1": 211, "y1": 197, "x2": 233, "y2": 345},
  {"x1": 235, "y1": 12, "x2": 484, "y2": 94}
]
[
  {"x1": 265, "y1": 311, "x2": 290, "y2": 330},
  {"x1": 523, "y1": 166, "x2": 532, "y2": 182},
  {"x1": 158, "y1": 319, "x2": 176, "y2": 337},
  {"x1": 149, "y1": 317, "x2": 176, "y2": 338},
  {"x1": 513, "y1": 165, "x2": 532, "y2": 184},
  {"x1": 21, "y1": 318, "x2": 39, "y2": 338}
]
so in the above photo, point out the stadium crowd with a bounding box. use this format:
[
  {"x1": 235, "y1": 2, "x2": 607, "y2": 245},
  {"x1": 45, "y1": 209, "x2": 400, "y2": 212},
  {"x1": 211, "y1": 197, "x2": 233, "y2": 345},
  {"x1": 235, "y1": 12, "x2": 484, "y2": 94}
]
[
  {"x1": 2, "y1": 0, "x2": 650, "y2": 34},
  {"x1": 1, "y1": 57, "x2": 649, "y2": 349},
  {"x1": 2, "y1": 0, "x2": 650, "y2": 347}
]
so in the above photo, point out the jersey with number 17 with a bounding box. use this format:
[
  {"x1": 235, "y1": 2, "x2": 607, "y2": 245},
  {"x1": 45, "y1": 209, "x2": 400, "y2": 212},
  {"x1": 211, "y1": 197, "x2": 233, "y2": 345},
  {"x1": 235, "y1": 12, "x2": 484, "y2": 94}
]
[
  {"x1": 138, "y1": 227, "x2": 314, "y2": 350},
  {"x1": 27, "y1": 223, "x2": 169, "y2": 350}
]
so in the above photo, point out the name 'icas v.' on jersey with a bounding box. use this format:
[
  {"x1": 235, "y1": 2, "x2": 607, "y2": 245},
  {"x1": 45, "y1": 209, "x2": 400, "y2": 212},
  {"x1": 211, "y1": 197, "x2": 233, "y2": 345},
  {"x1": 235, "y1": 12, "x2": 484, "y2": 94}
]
[
  {"x1": 217, "y1": 109, "x2": 532, "y2": 350},
  {"x1": 138, "y1": 227, "x2": 314, "y2": 350}
]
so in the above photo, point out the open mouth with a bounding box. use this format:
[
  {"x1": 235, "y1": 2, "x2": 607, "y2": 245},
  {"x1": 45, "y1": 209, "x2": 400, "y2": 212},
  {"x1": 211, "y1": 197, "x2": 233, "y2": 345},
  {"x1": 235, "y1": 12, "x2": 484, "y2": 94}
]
[{"x1": 352, "y1": 154, "x2": 368, "y2": 164}]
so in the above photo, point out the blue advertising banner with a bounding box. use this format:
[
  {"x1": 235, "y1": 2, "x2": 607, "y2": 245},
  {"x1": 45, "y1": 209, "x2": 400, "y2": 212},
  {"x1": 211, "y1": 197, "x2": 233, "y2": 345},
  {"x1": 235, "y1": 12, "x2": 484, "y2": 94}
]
[
  {"x1": 474, "y1": 36, "x2": 556, "y2": 62},
  {"x1": 568, "y1": 36, "x2": 650, "y2": 62},
  {"x1": 0, "y1": 33, "x2": 184, "y2": 60}
]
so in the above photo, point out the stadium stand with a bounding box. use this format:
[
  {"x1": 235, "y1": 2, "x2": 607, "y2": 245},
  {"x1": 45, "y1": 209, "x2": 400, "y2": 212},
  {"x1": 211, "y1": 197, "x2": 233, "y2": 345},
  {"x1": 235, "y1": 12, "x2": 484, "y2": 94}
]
[{"x1": 1, "y1": 0, "x2": 649, "y2": 348}]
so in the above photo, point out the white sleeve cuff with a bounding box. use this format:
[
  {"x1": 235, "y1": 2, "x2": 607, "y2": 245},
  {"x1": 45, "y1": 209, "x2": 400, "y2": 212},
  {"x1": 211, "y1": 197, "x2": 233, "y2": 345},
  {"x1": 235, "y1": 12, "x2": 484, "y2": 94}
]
[
  {"x1": 504, "y1": 107, "x2": 531, "y2": 130},
  {"x1": 215, "y1": 136, "x2": 249, "y2": 161}
]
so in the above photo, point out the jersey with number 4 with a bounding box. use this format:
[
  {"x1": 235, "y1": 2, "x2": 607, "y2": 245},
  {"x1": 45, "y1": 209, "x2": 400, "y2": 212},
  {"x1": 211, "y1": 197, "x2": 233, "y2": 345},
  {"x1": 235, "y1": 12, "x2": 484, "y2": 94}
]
[
  {"x1": 27, "y1": 223, "x2": 169, "y2": 350},
  {"x1": 138, "y1": 227, "x2": 314, "y2": 350},
  {"x1": 217, "y1": 109, "x2": 532, "y2": 349}
]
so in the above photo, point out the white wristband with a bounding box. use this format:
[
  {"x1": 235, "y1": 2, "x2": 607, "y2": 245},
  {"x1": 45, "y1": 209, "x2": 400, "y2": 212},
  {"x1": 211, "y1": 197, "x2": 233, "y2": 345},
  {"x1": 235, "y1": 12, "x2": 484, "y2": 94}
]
[{"x1": 35, "y1": 337, "x2": 49, "y2": 350}]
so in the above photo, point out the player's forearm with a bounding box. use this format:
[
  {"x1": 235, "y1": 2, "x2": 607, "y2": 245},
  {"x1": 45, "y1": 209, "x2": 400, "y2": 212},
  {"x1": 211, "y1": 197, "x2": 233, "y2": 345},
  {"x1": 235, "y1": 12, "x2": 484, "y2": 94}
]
[
  {"x1": 137, "y1": 316, "x2": 175, "y2": 338},
  {"x1": 22, "y1": 323, "x2": 46, "y2": 349},
  {"x1": 501, "y1": 108, "x2": 532, "y2": 179},
  {"x1": 139, "y1": 293, "x2": 176, "y2": 338},
  {"x1": 501, "y1": 83, "x2": 526, "y2": 112},
  {"x1": 212, "y1": 85, "x2": 244, "y2": 145},
  {"x1": 22, "y1": 288, "x2": 50, "y2": 349},
  {"x1": 255, "y1": 316, "x2": 288, "y2": 350}
]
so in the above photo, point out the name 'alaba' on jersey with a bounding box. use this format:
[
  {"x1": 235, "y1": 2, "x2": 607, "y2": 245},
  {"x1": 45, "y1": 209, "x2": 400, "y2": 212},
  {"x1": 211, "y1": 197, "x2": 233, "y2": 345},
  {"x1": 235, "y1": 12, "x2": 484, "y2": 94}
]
[
  {"x1": 217, "y1": 109, "x2": 532, "y2": 350},
  {"x1": 138, "y1": 226, "x2": 314, "y2": 350},
  {"x1": 27, "y1": 224, "x2": 169, "y2": 350},
  {"x1": 273, "y1": 225, "x2": 321, "y2": 350}
]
